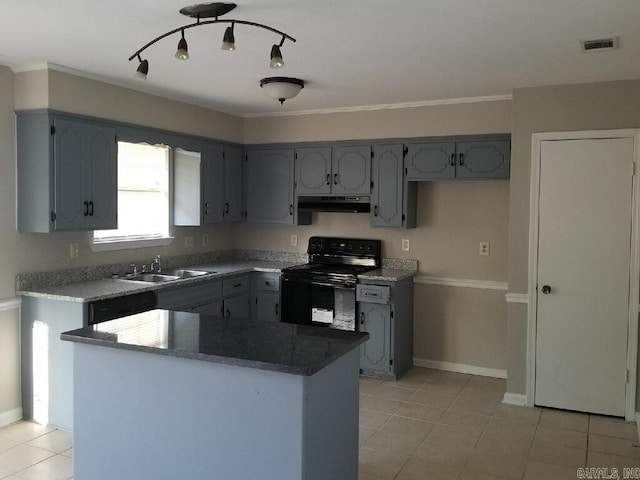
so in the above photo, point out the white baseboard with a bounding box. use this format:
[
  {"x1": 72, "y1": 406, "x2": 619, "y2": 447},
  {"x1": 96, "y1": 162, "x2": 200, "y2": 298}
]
[
  {"x1": 413, "y1": 358, "x2": 507, "y2": 379},
  {"x1": 503, "y1": 393, "x2": 528, "y2": 406},
  {"x1": 0, "y1": 407, "x2": 22, "y2": 428}
]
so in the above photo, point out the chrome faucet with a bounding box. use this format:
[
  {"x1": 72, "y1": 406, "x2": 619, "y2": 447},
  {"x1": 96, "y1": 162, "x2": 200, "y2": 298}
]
[
  {"x1": 129, "y1": 263, "x2": 138, "y2": 276},
  {"x1": 150, "y1": 255, "x2": 162, "y2": 273}
]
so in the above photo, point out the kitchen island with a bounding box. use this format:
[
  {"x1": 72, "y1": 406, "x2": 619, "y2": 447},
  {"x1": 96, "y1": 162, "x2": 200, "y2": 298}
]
[{"x1": 61, "y1": 311, "x2": 368, "y2": 480}]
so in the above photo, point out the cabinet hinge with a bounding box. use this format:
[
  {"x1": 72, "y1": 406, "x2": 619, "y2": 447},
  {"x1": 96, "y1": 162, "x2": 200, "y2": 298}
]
[
  {"x1": 371, "y1": 150, "x2": 374, "y2": 159},
  {"x1": 626, "y1": 369, "x2": 630, "y2": 382},
  {"x1": 390, "y1": 358, "x2": 393, "y2": 366},
  {"x1": 294, "y1": 181, "x2": 297, "y2": 189},
  {"x1": 404, "y1": 167, "x2": 408, "y2": 175},
  {"x1": 403, "y1": 146, "x2": 408, "y2": 157},
  {"x1": 50, "y1": 125, "x2": 55, "y2": 135},
  {"x1": 295, "y1": 152, "x2": 298, "y2": 160},
  {"x1": 632, "y1": 162, "x2": 636, "y2": 177},
  {"x1": 402, "y1": 214, "x2": 405, "y2": 221},
  {"x1": 50, "y1": 211, "x2": 56, "y2": 222},
  {"x1": 370, "y1": 181, "x2": 374, "y2": 189},
  {"x1": 390, "y1": 310, "x2": 394, "y2": 318}
]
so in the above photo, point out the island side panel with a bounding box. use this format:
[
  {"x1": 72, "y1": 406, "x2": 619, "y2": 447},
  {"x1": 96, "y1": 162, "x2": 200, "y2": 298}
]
[
  {"x1": 72, "y1": 344, "x2": 305, "y2": 480},
  {"x1": 302, "y1": 348, "x2": 360, "y2": 480}
]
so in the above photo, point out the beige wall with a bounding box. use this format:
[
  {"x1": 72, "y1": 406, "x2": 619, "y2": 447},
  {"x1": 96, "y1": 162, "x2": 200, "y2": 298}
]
[
  {"x1": 244, "y1": 100, "x2": 511, "y2": 144},
  {"x1": 506, "y1": 79, "x2": 640, "y2": 396},
  {"x1": 0, "y1": 308, "x2": 20, "y2": 418}
]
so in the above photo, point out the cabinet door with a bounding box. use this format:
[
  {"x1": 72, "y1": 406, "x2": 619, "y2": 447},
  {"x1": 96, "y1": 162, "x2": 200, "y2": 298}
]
[
  {"x1": 255, "y1": 292, "x2": 280, "y2": 322},
  {"x1": 53, "y1": 118, "x2": 117, "y2": 230},
  {"x1": 223, "y1": 146, "x2": 243, "y2": 223},
  {"x1": 371, "y1": 144, "x2": 404, "y2": 227},
  {"x1": 224, "y1": 294, "x2": 250, "y2": 319},
  {"x1": 245, "y1": 148, "x2": 294, "y2": 224},
  {"x1": 331, "y1": 145, "x2": 371, "y2": 195},
  {"x1": 359, "y1": 302, "x2": 391, "y2": 372},
  {"x1": 85, "y1": 125, "x2": 117, "y2": 230},
  {"x1": 455, "y1": 139, "x2": 511, "y2": 179},
  {"x1": 295, "y1": 147, "x2": 332, "y2": 195},
  {"x1": 405, "y1": 142, "x2": 455, "y2": 180},
  {"x1": 191, "y1": 300, "x2": 223, "y2": 316},
  {"x1": 202, "y1": 144, "x2": 225, "y2": 224}
]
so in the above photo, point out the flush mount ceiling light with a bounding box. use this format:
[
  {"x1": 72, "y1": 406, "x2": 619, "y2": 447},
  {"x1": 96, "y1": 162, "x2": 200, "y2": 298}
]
[
  {"x1": 129, "y1": 2, "x2": 296, "y2": 79},
  {"x1": 260, "y1": 77, "x2": 304, "y2": 104}
]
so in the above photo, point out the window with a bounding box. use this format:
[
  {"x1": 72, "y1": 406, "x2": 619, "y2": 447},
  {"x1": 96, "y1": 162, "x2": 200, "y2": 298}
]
[{"x1": 93, "y1": 142, "x2": 172, "y2": 250}]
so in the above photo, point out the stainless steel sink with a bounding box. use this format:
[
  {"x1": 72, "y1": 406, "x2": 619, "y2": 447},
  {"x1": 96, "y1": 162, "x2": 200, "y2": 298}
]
[
  {"x1": 123, "y1": 273, "x2": 181, "y2": 283},
  {"x1": 168, "y1": 269, "x2": 215, "y2": 278}
]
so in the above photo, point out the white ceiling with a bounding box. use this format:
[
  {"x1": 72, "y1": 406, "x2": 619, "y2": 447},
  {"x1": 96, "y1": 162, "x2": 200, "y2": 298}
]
[{"x1": 2, "y1": 0, "x2": 640, "y2": 117}]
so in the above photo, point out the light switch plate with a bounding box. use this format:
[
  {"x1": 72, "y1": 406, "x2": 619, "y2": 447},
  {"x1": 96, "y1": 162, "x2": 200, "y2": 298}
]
[
  {"x1": 479, "y1": 241, "x2": 490, "y2": 256},
  {"x1": 69, "y1": 243, "x2": 79, "y2": 259},
  {"x1": 290, "y1": 234, "x2": 298, "y2": 246},
  {"x1": 202, "y1": 233, "x2": 209, "y2": 246},
  {"x1": 185, "y1": 236, "x2": 194, "y2": 248},
  {"x1": 402, "y1": 239, "x2": 410, "y2": 251}
]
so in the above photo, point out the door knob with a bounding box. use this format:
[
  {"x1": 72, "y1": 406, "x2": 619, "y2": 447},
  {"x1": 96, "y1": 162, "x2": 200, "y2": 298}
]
[{"x1": 541, "y1": 285, "x2": 551, "y2": 294}]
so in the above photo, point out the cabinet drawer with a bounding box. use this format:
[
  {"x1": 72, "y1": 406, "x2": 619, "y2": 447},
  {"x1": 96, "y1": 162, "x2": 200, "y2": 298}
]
[
  {"x1": 254, "y1": 272, "x2": 280, "y2": 292},
  {"x1": 356, "y1": 284, "x2": 390, "y2": 304},
  {"x1": 223, "y1": 275, "x2": 249, "y2": 296},
  {"x1": 156, "y1": 280, "x2": 222, "y2": 310}
]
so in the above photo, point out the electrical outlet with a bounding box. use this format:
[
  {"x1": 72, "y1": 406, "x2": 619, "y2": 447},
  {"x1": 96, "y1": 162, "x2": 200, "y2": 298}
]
[
  {"x1": 290, "y1": 234, "x2": 298, "y2": 246},
  {"x1": 402, "y1": 239, "x2": 410, "y2": 251},
  {"x1": 202, "y1": 233, "x2": 209, "y2": 246},
  {"x1": 184, "y1": 236, "x2": 194, "y2": 248},
  {"x1": 479, "y1": 241, "x2": 490, "y2": 256},
  {"x1": 69, "y1": 243, "x2": 79, "y2": 259}
]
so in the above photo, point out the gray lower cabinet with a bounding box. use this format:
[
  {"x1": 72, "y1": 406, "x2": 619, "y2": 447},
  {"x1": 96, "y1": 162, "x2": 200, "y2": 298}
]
[
  {"x1": 17, "y1": 112, "x2": 118, "y2": 232},
  {"x1": 252, "y1": 272, "x2": 281, "y2": 322},
  {"x1": 371, "y1": 144, "x2": 416, "y2": 228},
  {"x1": 156, "y1": 280, "x2": 223, "y2": 313},
  {"x1": 222, "y1": 275, "x2": 250, "y2": 319},
  {"x1": 174, "y1": 143, "x2": 242, "y2": 226},
  {"x1": 357, "y1": 277, "x2": 414, "y2": 379},
  {"x1": 295, "y1": 145, "x2": 371, "y2": 196},
  {"x1": 405, "y1": 136, "x2": 510, "y2": 180}
]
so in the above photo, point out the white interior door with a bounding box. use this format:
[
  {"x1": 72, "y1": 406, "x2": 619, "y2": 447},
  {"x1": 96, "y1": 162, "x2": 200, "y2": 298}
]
[{"x1": 535, "y1": 137, "x2": 634, "y2": 416}]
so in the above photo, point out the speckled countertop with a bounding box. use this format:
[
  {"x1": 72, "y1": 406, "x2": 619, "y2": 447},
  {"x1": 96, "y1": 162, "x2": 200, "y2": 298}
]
[
  {"x1": 16, "y1": 251, "x2": 418, "y2": 303},
  {"x1": 61, "y1": 310, "x2": 369, "y2": 376},
  {"x1": 17, "y1": 260, "x2": 300, "y2": 303}
]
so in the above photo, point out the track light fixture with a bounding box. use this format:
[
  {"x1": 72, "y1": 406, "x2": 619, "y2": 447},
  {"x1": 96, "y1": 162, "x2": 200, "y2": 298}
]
[{"x1": 128, "y1": 2, "x2": 296, "y2": 78}]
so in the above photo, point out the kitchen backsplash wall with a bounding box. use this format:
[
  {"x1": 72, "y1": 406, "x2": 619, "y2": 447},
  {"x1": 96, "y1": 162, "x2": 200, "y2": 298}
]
[{"x1": 234, "y1": 180, "x2": 509, "y2": 281}]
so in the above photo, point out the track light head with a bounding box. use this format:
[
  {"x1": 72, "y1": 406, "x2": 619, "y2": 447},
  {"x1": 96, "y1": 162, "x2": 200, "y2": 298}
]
[
  {"x1": 136, "y1": 58, "x2": 149, "y2": 80},
  {"x1": 270, "y1": 44, "x2": 284, "y2": 69},
  {"x1": 175, "y1": 31, "x2": 189, "y2": 60},
  {"x1": 221, "y1": 25, "x2": 236, "y2": 51}
]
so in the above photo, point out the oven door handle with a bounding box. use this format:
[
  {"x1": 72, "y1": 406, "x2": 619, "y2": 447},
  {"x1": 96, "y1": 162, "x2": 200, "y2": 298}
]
[{"x1": 283, "y1": 277, "x2": 354, "y2": 289}]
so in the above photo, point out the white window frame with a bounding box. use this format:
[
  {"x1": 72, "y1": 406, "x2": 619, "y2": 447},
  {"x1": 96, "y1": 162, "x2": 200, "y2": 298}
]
[{"x1": 91, "y1": 142, "x2": 175, "y2": 252}]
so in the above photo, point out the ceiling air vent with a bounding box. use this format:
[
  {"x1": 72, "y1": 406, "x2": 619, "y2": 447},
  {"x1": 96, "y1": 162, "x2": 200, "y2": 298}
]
[{"x1": 581, "y1": 37, "x2": 619, "y2": 52}]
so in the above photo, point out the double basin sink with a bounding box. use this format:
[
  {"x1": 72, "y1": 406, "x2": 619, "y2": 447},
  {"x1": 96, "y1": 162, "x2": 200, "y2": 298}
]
[{"x1": 118, "y1": 269, "x2": 216, "y2": 284}]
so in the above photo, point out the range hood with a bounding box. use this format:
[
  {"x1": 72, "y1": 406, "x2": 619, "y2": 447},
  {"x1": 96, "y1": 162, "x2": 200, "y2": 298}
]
[{"x1": 297, "y1": 196, "x2": 371, "y2": 213}]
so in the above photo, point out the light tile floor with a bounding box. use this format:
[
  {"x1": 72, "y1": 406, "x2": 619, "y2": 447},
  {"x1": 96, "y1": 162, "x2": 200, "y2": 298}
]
[
  {"x1": 359, "y1": 367, "x2": 640, "y2": 480},
  {"x1": 1, "y1": 366, "x2": 638, "y2": 480}
]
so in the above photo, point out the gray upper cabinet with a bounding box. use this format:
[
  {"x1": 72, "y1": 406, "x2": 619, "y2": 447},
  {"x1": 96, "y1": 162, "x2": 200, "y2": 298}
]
[
  {"x1": 405, "y1": 136, "x2": 510, "y2": 180},
  {"x1": 245, "y1": 147, "x2": 295, "y2": 224},
  {"x1": 331, "y1": 145, "x2": 371, "y2": 195},
  {"x1": 455, "y1": 139, "x2": 510, "y2": 179},
  {"x1": 17, "y1": 112, "x2": 117, "y2": 232},
  {"x1": 371, "y1": 144, "x2": 404, "y2": 228},
  {"x1": 222, "y1": 146, "x2": 243, "y2": 222},
  {"x1": 295, "y1": 145, "x2": 371, "y2": 196},
  {"x1": 174, "y1": 143, "x2": 242, "y2": 226},
  {"x1": 295, "y1": 147, "x2": 332, "y2": 195}
]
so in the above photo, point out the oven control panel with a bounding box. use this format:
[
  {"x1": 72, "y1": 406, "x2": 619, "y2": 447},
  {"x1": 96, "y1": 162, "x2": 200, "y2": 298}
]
[{"x1": 307, "y1": 236, "x2": 381, "y2": 258}]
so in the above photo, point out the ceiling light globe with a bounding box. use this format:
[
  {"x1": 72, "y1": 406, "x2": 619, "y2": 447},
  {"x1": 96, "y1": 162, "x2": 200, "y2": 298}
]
[{"x1": 260, "y1": 77, "x2": 304, "y2": 104}]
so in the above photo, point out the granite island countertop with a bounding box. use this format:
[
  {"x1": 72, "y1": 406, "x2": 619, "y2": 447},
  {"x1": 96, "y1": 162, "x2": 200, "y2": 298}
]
[{"x1": 61, "y1": 310, "x2": 369, "y2": 376}]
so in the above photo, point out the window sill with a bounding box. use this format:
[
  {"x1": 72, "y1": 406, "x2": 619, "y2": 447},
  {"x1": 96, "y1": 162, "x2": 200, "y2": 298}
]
[{"x1": 90, "y1": 237, "x2": 175, "y2": 252}]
